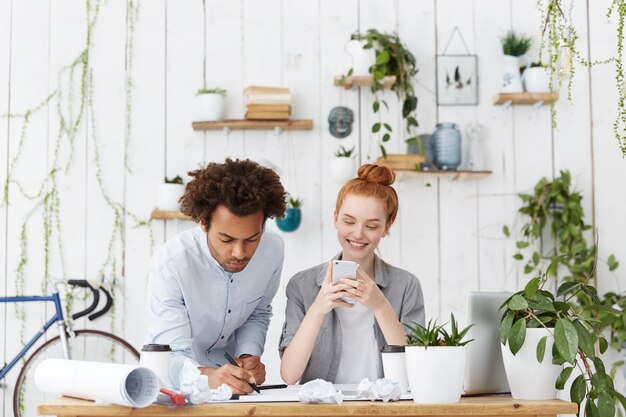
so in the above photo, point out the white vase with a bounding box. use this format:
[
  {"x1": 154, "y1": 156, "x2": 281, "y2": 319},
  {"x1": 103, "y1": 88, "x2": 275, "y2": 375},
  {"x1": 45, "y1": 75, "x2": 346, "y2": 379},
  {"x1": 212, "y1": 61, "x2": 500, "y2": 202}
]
[
  {"x1": 344, "y1": 39, "x2": 374, "y2": 76},
  {"x1": 501, "y1": 327, "x2": 562, "y2": 400},
  {"x1": 329, "y1": 157, "x2": 356, "y2": 184},
  {"x1": 406, "y1": 346, "x2": 466, "y2": 403},
  {"x1": 156, "y1": 183, "x2": 185, "y2": 211},
  {"x1": 196, "y1": 93, "x2": 224, "y2": 121},
  {"x1": 500, "y1": 55, "x2": 523, "y2": 93},
  {"x1": 523, "y1": 67, "x2": 550, "y2": 93}
]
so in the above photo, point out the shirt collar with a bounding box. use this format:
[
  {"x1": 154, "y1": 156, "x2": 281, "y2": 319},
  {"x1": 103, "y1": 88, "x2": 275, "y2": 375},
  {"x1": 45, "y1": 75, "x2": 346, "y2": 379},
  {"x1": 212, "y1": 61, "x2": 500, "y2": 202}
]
[{"x1": 315, "y1": 252, "x2": 389, "y2": 288}]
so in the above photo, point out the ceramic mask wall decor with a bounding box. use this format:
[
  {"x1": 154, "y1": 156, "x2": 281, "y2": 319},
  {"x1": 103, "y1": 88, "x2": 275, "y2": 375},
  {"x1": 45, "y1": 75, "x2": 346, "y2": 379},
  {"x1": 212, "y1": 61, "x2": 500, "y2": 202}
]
[{"x1": 328, "y1": 106, "x2": 354, "y2": 139}]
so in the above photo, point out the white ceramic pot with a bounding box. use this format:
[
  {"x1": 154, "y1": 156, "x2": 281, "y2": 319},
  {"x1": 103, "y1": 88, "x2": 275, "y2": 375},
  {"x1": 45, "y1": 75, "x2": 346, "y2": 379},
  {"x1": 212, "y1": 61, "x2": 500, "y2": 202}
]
[
  {"x1": 344, "y1": 39, "x2": 374, "y2": 75},
  {"x1": 196, "y1": 93, "x2": 224, "y2": 121},
  {"x1": 500, "y1": 55, "x2": 523, "y2": 93},
  {"x1": 329, "y1": 157, "x2": 356, "y2": 184},
  {"x1": 406, "y1": 346, "x2": 466, "y2": 403},
  {"x1": 156, "y1": 183, "x2": 185, "y2": 211},
  {"x1": 523, "y1": 67, "x2": 550, "y2": 93},
  {"x1": 501, "y1": 327, "x2": 562, "y2": 400}
]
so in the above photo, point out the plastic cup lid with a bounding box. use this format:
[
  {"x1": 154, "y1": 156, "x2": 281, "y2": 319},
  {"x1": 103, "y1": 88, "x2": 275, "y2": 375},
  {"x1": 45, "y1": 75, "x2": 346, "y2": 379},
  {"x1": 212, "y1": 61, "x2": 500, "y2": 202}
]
[
  {"x1": 141, "y1": 344, "x2": 172, "y2": 352},
  {"x1": 381, "y1": 345, "x2": 405, "y2": 353}
]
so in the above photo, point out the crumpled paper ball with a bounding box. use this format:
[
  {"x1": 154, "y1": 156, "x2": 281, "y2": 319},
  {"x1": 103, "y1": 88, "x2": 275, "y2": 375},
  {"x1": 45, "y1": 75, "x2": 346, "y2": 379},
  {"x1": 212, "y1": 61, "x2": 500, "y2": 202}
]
[
  {"x1": 178, "y1": 360, "x2": 232, "y2": 404},
  {"x1": 356, "y1": 378, "x2": 401, "y2": 402},
  {"x1": 298, "y1": 379, "x2": 343, "y2": 404}
]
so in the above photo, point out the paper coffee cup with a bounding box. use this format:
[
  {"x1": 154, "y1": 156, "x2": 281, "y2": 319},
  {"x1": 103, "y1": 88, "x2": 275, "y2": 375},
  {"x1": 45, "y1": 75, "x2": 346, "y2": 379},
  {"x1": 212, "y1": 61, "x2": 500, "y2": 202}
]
[
  {"x1": 140, "y1": 344, "x2": 171, "y2": 387},
  {"x1": 381, "y1": 345, "x2": 409, "y2": 393}
]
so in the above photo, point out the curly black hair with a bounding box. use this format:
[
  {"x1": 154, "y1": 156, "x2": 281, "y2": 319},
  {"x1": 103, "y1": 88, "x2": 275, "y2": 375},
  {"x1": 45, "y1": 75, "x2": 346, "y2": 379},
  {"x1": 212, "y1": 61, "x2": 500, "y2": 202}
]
[{"x1": 179, "y1": 159, "x2": 287, "y2": 227}]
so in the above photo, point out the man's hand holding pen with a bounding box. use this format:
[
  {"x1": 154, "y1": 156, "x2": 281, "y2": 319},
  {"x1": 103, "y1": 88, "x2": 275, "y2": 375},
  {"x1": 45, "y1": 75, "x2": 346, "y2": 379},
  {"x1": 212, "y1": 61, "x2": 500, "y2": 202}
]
[
  {"x1": 237, "y1": 354, "x2": 266, "y2": 386},
  {"x1": 199, "y1": 364, "x2": 257, "y2": 394}
]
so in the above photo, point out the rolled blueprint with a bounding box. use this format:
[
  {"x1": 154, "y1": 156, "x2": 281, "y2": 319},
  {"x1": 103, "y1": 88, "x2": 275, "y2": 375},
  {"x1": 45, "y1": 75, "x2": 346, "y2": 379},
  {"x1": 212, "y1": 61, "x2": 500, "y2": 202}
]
[{"x1": 35, "y1": 359, "x2": 159, "y2": 407}]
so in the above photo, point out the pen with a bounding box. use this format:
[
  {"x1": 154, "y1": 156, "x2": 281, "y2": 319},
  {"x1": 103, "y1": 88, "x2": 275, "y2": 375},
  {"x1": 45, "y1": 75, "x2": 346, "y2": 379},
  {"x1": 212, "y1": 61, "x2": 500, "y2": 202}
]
[{"x1": 223, "y1": 352, "x2": 261, "y2": 394}]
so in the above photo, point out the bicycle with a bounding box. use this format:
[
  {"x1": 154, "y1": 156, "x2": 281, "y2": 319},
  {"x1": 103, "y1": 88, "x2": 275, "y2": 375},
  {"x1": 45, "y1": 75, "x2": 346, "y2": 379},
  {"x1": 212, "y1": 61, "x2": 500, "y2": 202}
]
[{"x1": 0, "y1": 280, "x2": 140, "y2": 417}]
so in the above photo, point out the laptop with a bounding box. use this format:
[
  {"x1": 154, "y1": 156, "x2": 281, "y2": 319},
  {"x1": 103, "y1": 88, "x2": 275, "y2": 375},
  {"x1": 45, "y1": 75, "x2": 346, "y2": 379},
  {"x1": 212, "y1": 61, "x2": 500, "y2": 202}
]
[{"x1": 463, "y1": 291, "x2": 512, "y2": 395}]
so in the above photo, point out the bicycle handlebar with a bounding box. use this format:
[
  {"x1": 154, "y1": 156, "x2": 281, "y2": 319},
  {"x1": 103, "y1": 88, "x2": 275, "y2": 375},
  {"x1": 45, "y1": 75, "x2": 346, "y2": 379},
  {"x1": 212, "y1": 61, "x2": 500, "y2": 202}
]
[{"x1": 68, "y1": 279, "x2": 113, "y2": 321}]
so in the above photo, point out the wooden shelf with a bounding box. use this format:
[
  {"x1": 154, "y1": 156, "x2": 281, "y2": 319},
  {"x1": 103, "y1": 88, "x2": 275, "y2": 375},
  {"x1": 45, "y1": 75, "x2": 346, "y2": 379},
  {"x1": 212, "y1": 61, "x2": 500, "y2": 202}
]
[
  {"x1": 192, "y1": 119, "x2": 313, "y2": 131},
  {"x1": 151, "y1": 209, "x2": 193, "y2": 221},
  {"x1": 492, "y1": 92, "x2": 558, "y2": 105},
  {"x1": 334, "y1": 75, "x2": 396, "y2": 89},
  {"x1": 393, "y1": 169, "x2": 492, "y2": 181}
]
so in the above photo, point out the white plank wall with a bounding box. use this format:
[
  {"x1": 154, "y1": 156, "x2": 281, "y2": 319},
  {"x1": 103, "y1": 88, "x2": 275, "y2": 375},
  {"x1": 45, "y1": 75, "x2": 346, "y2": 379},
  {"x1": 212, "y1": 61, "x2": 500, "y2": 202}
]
[{"x1": 1, "y1": 1, "x2": 625, "y2": 414}]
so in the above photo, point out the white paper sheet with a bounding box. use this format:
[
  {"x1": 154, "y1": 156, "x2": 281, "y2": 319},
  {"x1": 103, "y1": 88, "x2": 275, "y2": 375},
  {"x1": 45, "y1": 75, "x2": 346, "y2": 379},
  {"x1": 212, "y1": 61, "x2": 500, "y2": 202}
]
[
  {"x1": 35, "y1": 359, "x2": 159, "y2": 407},
  {"x1": 234, "y1": 384, "x2": 413, "y2": 402}
]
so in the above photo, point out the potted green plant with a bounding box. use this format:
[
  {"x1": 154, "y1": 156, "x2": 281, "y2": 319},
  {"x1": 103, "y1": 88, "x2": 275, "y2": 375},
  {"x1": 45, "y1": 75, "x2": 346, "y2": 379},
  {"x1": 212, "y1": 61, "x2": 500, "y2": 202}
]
[
  {"x1": 196, "y1": 87, "x2": 227, "y2": 121},
  {"x1": 499, "y1": 260, "x2": 626, "y2": 415},
  {"x1": 500, "y1": 31, "x2": 532, "y2": 93},
  {"x1": 404, "y1": 314, "x2": 474, "y2": 404},
  {"x1": 330, "y1": 146, "x2": 356, "y2": 184},
  {"x1": 275, "y1": 196, "x2": 302, "y2": 233},
  {"x1": 349, "y1": 30, "x2": 419, "y2": 158},
  {"x1": 157, "y1": 175, "x2": 184, "y2": 211}
]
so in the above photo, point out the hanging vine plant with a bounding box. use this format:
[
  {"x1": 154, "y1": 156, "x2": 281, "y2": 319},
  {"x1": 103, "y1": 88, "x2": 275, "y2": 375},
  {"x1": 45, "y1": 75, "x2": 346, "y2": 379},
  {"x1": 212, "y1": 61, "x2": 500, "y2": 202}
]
[
  {"x1": 537, "y1": 0, "x2": 626, "y2": 155},
  {"x1": 1, "y1": 0, "x2": 147, "y2": 342},
  {"x1": 350, "y1": 29, "x2": 419, "y2": 158}
]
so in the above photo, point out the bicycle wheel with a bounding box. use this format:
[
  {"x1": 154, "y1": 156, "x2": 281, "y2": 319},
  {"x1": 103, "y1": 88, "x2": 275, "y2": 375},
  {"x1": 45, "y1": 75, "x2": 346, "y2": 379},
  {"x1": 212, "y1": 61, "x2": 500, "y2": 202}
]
[{"x1": 13, "y1": 329, "x2": 139, "y2": 417}]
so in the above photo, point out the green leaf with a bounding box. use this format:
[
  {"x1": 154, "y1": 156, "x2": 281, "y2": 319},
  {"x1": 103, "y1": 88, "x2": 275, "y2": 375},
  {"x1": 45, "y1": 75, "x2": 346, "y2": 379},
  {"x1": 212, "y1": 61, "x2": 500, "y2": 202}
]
[
  {"x1": 508, "y1": 294, "x2": 529, "y2": 310},
  {"x1": 536, "y1": 335, "x2": 547, "y2": 363},
  {"x1": 555, "y1": 319, "x2": 579, "y2": 363},
  {"x1": 508, "y1": 318, "x2": 526, "y2": 355},
  {"x1": 599, "y1": 336, "x2": 609, "y2": 354},
  {"x1": 532, "y1": 251, "x2": 540, "y2": 266},
  {"x1": 372, "y1": 122, "x2": 381, "y2": 133},
  {"x1": 613, "y1": 390, "x2": 626, "y2": 415},
  {"x1": 376, "y1": 50, "x2": 390, "y2": 65},
  {"x1": 570, "y1": 374, "x2": 587, "y2": 405},
  {"x1": 374, "y1": 70, "x2": 384, "y2": 80},
  {"x1": 557, "y1": 281, "x2": 580, "y2": 297},
  {"x1": 513, "y1": 253, "x2": 524, "y2": 260},
  {"x1": 500, "y1": 312, "x2": 514, "y2": 344},
  {"x1": 379, "y1": 144, "x2": 387, "y2": 158},
  {"x1": 383, "y1": 123, "x2": 392, "y2": 132},
  {"x1": 525, "y1": 278, "x2": 540, "y2": 299},
  {"x1": 598, "y1": 392, "x2": 615, "y2": 417},
  {"x1": 516, "y1": 241, "x2": 530, "y2": 249},
  {"x1": 556, "y1": 366, "x2": 574, "y2": 390},
  {"x1": 608, "y1": 254, "x2": 619, "y2": 271},
  {"x1": 503, "y1": 225, "x2": 510, "y2": 237},
  {"x1": 382, "y1": 133, "x2": 390, "y2": 142},
  {"x1": 585, "y1": 400, "x2": 599, "y2": 417},
  {"x1": 573, "y1": 320, "x2": 595, "y2": 358},
  {"x1": 373, "y1": 101, "x2": 380, "y2": 112}
]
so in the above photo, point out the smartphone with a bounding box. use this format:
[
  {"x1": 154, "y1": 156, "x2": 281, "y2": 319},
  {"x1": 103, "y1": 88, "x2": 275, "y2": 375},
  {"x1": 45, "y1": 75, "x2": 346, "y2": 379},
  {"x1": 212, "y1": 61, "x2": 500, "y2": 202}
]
[{"x1": 331, "y1": 260, "x2": 357, "y2": 284}]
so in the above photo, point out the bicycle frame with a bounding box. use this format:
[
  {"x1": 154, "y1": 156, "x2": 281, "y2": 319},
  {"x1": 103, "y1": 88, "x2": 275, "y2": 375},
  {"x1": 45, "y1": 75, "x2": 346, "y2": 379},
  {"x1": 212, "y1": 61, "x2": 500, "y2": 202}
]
[{"x1": 0, "y1": 292, "x2": 70, "y2": 381}]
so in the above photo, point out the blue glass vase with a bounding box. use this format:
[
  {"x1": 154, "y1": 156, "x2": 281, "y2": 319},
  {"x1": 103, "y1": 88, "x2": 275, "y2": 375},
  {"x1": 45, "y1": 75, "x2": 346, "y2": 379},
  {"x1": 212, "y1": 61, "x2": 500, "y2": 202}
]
[
  {"x1": 432, "y1": 122, "x2": 461, "y2": 171},
  {"x1": 276, "y1": 208, "x2": 302, "y2": 232}
]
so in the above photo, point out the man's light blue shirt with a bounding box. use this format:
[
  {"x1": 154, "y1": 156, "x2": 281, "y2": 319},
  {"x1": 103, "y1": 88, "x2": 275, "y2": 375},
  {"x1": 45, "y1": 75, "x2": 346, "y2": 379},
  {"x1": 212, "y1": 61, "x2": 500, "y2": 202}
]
[{"x1": 146, "y1": 227, "x2": 284, "y2": 388}]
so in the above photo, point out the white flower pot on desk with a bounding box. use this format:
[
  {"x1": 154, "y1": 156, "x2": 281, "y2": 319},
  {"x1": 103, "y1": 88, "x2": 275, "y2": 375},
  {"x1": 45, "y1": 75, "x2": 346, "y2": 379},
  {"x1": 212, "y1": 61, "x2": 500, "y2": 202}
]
[
  {"x1": 501, "y1": 327, "x2": 562, "y2": 400},
  {"x1": 196, "y1": 93, "x2": 224, "y2": 121},
  {"x1": 156, "y1": 183, "x2": 185, "y2": 211},
  {"x1": 405, "y1": 345, "x2": 466, "y2": 403}
]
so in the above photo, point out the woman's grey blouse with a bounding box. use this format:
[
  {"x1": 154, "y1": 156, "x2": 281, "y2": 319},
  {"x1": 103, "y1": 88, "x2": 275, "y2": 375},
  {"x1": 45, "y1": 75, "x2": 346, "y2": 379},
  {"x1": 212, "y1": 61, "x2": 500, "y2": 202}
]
[{"x1": 279, "y1": 255, "x2": 425, "y2": 383}]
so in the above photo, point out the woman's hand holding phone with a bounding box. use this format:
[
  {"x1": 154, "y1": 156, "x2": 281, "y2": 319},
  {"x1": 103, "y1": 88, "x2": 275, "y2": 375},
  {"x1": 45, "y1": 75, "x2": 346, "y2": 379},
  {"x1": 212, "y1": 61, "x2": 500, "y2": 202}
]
[
  {"x1": 310, "y1": 262, "x2": 355, "y2": 316},
  {"x1": 339, "y1": 264, "x2": 388, "y2": 313}
]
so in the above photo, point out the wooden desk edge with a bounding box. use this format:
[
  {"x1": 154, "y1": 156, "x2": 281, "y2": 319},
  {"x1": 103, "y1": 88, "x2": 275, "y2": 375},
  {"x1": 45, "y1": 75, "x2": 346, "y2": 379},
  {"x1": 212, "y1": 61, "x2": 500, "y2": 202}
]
[{"x1": 38, "y1": 395, "x2": 578, "y2": 417}]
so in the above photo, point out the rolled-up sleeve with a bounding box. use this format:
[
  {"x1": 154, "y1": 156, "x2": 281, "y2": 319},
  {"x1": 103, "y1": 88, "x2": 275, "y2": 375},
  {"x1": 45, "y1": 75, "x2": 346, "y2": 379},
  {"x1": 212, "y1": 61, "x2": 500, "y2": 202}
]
[
  {"x1": 234, "y1": 262, "x2": 283, "y2": 357},
  {"x1": 278, "y1": 276, "x2": 306, "y2": 356},
  {"x1": 147, "y1": 268, "x2": 197, "y2": 388},
  {"x1": 399, "y1": 274, "x2": 425, "y2": 328}
]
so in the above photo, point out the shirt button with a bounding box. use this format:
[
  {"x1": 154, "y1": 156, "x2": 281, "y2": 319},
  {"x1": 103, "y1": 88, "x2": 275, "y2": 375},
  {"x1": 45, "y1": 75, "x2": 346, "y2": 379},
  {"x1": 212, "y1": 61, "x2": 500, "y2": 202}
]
[
  {"x1": 221, "y1": 336, "x2": 224, "y2": 340},
  {"x1": 230, "y1": 279, "x2": 233, "y2": 283},
  {"x1": 228, "y1": 309, "x2": 231, "y2": 313}
]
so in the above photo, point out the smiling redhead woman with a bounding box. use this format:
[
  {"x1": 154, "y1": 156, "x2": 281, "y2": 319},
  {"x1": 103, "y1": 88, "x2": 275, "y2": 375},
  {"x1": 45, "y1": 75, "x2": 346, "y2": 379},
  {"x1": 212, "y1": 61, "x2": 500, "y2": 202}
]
[{"x1": 279, "y1": 164, "x2": 425, "y2": 385}]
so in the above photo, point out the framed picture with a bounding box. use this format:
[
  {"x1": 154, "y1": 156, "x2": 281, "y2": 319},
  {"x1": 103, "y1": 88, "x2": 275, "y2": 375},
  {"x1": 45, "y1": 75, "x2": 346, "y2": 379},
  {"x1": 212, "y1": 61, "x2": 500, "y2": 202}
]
[{"x1": 436, "y1": 55, "x2": 478, "y2": 106}]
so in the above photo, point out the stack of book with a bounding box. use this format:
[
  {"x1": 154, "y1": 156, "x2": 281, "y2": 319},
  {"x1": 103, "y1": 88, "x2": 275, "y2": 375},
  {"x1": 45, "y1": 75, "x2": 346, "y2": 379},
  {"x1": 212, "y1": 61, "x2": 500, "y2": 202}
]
[{"x1": 244, "y1": 86, "x2": 291, "y2": 120}]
